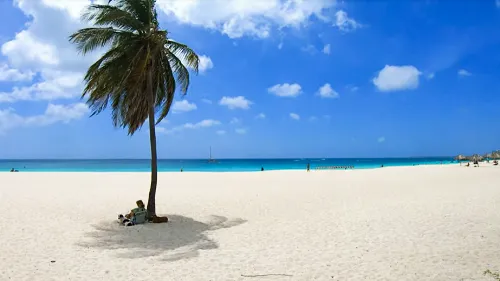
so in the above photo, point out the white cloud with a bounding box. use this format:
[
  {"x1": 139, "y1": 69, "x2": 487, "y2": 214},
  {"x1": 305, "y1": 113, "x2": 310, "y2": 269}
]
[
  {"x1": 235, "y1": 128, "x2": 247, "y2": 134},
  {"x1": 156, "y1": 0, "x2": 336, "y2": 39},
  {"x1": 278, "y1": 42, "x2": 283, "y2": 49},
  {"x1": 219, "y1": 96, "x2": 252, "y2": 110},
  {"x1": 216, "y1": 130, "x2": 226, "y2": 135},
  {"x1": 317, "y1": 83, "x2": 339, "y2": 99},
  {"x1": 322, "y1": 44, "x2": 331, "y2": 55},
  {"x1": 172, "y1": 100, "x2": 197, "y2": 113},
  {"x1": 309, "y1": 116, "x2": 317, "y2": 121},
  {"x1": 199, "y1": 55, "x2": 214, "y2": 73},
  {"x1": 184, "y1": 119, "x2": 221, "y2": 129},
  {"x1": 290, "y1": 113, "x2": 300, "y2": 120},
  {"x1": 458, "y1": 69, "x2": 472, "y2": 77},
  {"x1": 0, "y1": 63, "x2": 35, "y2": 82},
  {"x1": 0, "y1": 102, "x2": 88, "y2": 133},
  {"x1": 0, "y1": 70, "x2": 83, "y2": 103},
  {"x1": 301, "y1": 44, "x2": 317, "y2": 54},
  {"x1": 162, "y1": 119, "x2": 221, "y2": 134},
  {"x1": 229, "y1": 117, "x2": 240, "y2": 124},
  {"x1": 427, "y1": 73, "x2": 435, "y2": 79},
  {"x1": 333, "y1": 10, "x2": 362, "y2": 32},
  {"x1": 255, "y1": 113, "x2": 266, "y2": 119},
  {"x1": 0, "y1": 0, "x2": 106, "y2": 105},
  {"x1": 372, "y1": 65, "x2": 422, "y2": 92},
  {"x1": 346, "y1": 85, "x2": 359, "y2": 92},
  {"x1": 378, "y1": 136, "x2": 386, "y2": 143},
  {"x1": 268, "y1": 83, "x2": 302, "y2": 97},
  {"x1": 201, "y1": 98, "x2": 213, "y2": 104},
  {"x1": 2, "y1": 30, "x2": 60, "y2": 68}
]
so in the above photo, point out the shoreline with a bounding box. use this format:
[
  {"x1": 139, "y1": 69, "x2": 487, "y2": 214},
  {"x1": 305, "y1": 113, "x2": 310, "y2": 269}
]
[{"x1": 0, "y1": 161, "x2": 463, "y2": 173}]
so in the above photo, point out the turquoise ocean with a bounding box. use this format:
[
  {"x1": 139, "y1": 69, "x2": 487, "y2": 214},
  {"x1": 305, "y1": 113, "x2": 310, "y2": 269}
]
[{"x1": 0, "y1": 158, "x2": 455, "y2": 172}]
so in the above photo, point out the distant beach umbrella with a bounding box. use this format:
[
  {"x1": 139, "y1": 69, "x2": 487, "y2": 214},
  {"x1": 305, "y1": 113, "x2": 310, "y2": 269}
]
[
  {"x1": 470, "y1": 154, "x2": 483, "y2": 162},
  {"x1": 455, "y1": 154, "x2": 467, "y2": 165},
  {"x1": 493, "y1": 151, "x2": 500, "y2": 159},
  {"x1": 483, "y1": 153, "x2": 492, "y2": 162}
]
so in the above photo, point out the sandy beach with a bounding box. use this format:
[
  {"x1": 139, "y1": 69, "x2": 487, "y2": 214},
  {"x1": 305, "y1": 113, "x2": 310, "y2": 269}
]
[{"x1": 1, "y1": 165, "x2": 499, "y2": 281}]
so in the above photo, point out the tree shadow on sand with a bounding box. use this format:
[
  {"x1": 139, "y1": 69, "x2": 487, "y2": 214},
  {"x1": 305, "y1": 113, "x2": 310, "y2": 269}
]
[{"x1": 77, "y1": 215, "x2": 246, "y2": 261}]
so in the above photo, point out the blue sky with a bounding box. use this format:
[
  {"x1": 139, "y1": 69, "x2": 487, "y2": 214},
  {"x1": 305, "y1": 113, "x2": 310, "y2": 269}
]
[{"x1": 0, "y1": 0, "x2": 499, "y2": 159}]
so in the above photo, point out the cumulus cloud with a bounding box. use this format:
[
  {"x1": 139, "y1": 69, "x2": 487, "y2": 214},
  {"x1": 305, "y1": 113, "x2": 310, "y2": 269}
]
[
  {"x1": 172, "y1": 100, "x2": 197, "y2": 113},
  {"x1": 201, "y1": 98, "x2": 213, "y2": 104},
  {"x1": 0, "y1": 103, "x2": 88, "y2": 133},
  {"x1": 199, "y1": 55, "x2": 214, "y2": 73},
  {"x1": 268, "y1": 83, "x2": 302, "y2": 97},
  {"x1": 378, "y1": 136, "x2": 386, "y2": 143},
  {"x1": 289, "y1": 113, "x2": 300, "y2": 120},
  {"x1": 0, "y1": 70, "x2": 83, "y2": 103},
  {"x1": 156, "y1": 0, "x2": 336, "y2": 39},
  {"x1": 0, "y1": 0, "x2": 107, "y2": 106},
  {"x1": 255, "y1": 113, "x2": 266, "y2": 119},
  {"x1": 229, "y1": 117, "x2": 240, "y2": 124},
  {"x1": 372, "y1": 65, "x2": 421, "y2": 92},
  {"x1": 322, "y1": 44, "x2": 331, "y2": 55},
  {"x1": 0, "y1": 63, "x2": 35, "y2": 82},
  {"x1": 458, "y1": 69, "x2": 472, "y2": 77},
  {"x1": 333, "y1": 10, "x2": 362, "y2": 32},
  {"x1": 317, "y1": 83, "x2": 339, "y2": 99},
  {"x1": 219, "y1": 96, "x2": 252, "y2": 110},
  {"x1": 235, "y1": 128, "x2": 247, "y2": 134},
  {"x1": 161, "y1": 119, "x2": 221, "y2": 134},
  {"x1": 216, "y1": 130, "x2": 226, "y2": 135}
]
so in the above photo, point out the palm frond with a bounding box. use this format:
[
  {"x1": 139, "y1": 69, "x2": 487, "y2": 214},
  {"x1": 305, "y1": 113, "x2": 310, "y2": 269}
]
[
  {"x1": 166, "y1": 40, "x2": 199, "y2": 73},
  {"x1": 155, "y1": 51, "x2": 176, "y2": 124},
  {"x1": 71, "y1": 0, "x2": 199, "y2": 136},
  {"x1": 82, "y1": 4, "x2": 145, "y2": 32},
  {"x1": 69, "y1": 27, "x2": 135, "y2": 55}
]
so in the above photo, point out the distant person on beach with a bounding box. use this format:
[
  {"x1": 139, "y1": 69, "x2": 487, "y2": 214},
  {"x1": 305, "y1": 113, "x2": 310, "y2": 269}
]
[
  {"x1": 180, "y1": 168, "x2": 183, "y2": 172},
  {"x1": 307, "y1": 163, "x2": 310, "y2": 172},
  {"x1": 261, "y1": 167, "x2": 264, "y2": 171},
  {"x1": 10, "y1": 168, "x2": 18, "y2": 172},
  {"x1": 118, "y1": 200, "x2": 147, "y2": 226},
  {"x1": 381, "y1": 164, "x2": 384, "y2": 168}
]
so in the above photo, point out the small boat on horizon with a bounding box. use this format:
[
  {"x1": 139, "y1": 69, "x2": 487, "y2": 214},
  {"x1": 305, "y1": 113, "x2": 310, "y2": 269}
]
[{"x1": 208, "y1": 146, "x2": 217, "y2": 163}]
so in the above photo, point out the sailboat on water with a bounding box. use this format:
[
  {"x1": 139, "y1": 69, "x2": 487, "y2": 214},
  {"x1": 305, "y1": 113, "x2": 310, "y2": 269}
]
[{"x1": 208, "y1": 146, "x2": 217, "y2": 163}]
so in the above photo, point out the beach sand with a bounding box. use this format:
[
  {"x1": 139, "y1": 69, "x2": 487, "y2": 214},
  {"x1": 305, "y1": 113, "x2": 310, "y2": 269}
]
[{"x1": 1, "y1": 165, "x2": 499, "y2": 280}]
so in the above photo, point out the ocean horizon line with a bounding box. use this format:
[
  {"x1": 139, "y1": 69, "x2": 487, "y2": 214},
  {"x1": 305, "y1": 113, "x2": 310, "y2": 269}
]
[{"x1": 0, "y1": 156, "x2": 454, "y2": 161}]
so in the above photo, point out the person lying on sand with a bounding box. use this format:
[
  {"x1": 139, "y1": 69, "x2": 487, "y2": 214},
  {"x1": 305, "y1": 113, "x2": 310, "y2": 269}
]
[{"x1": 118, "y1": 200, "x2": 148, "y2": 226}]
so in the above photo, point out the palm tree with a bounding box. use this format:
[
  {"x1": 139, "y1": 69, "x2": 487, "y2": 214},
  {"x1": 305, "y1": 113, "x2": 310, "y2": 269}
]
[{"x1": 69, "y1": 0, "x2": 199, "y2": 218}]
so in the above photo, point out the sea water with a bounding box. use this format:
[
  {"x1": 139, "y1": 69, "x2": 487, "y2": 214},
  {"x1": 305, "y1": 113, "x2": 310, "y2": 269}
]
[{"x1": 0, "y1": 158, "x2": 455, "y2": 172}]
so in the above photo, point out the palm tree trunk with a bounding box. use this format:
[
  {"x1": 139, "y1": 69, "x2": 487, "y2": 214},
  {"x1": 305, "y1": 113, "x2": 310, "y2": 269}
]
[
  {"x1": 146, "y1": 61, "x2": 157, "y2": 219},
  {"x1": 147, "y1": 105, "x2": 158, "y2": 218}
]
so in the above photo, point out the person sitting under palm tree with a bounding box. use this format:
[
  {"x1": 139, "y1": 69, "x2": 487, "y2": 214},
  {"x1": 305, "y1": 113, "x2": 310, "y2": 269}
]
[{"x1": 118, "y1": 200, "x2": 148, "y2": 226}]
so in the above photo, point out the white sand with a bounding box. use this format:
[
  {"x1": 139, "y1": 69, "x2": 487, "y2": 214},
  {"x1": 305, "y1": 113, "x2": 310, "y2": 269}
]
[{"x1": 1, "y1": 165, "x2": 500, "y2": 281}]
